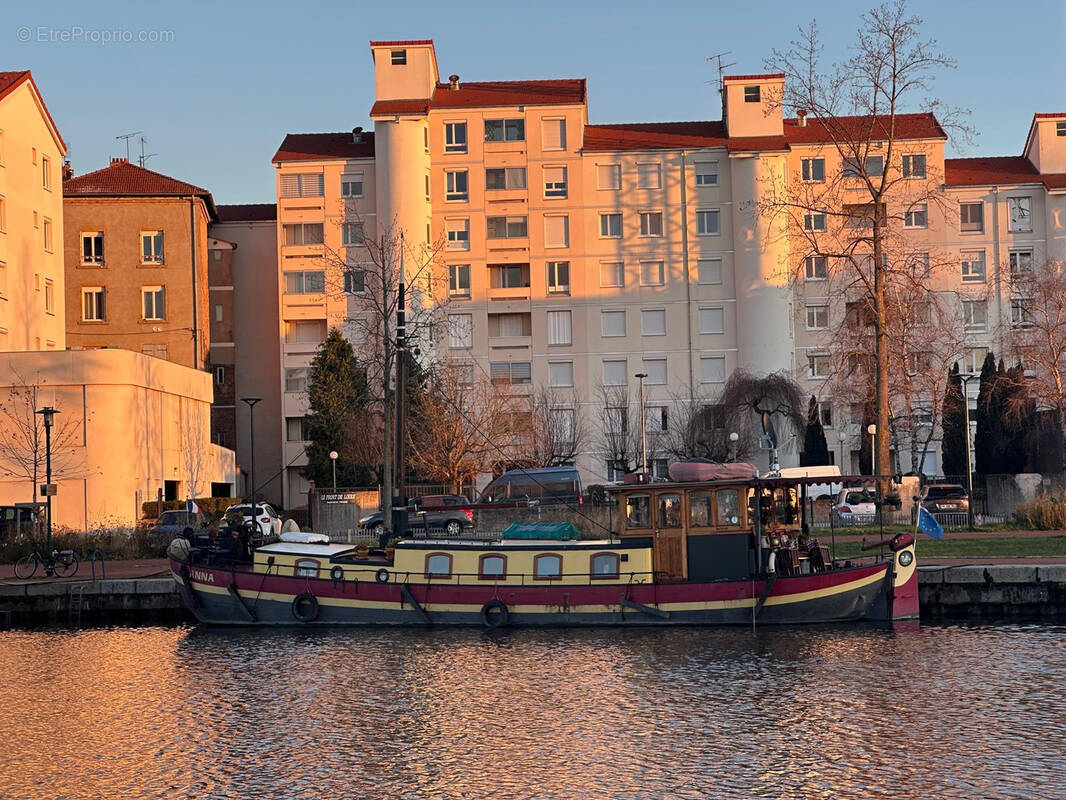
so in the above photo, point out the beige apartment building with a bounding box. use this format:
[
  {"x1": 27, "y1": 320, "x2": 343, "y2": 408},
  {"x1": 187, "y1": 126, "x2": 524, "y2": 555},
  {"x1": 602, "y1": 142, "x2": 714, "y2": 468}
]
[
  {"x1": 0, "y1": 71, "x2": 67, "y2": 352},
  {"x1": 270, "y1": 40, "x2": 1066, "y2": 502},
  {"x1": 62, "y1": 160, "x2": 216, "y2": 369}
]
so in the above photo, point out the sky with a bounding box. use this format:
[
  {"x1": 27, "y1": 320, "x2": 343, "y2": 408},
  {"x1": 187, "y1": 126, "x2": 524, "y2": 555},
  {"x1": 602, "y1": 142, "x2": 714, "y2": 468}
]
[{"x1": 5, "y1": 0, "x2": 1065, "y2": 205}]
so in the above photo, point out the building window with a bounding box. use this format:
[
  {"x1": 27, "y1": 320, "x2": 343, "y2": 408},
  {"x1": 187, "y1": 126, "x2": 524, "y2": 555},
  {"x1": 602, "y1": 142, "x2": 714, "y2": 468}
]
[
  {"x1": 1009, "y1": 249, "x2": 1033, "y2": 273},
  {"x1": 605, "y1": 407, "x2": 630, "y2": 438},
  {"x1": 600, "y1": 261, "x2": 624, "y2": 288},
  {"x1": 44, "y1": 279, "x2": 54, "y2": 314},
  {"x1": 695, "y1": 162, "x2": 718, "y2": 186},
  {"x1": 808, "y1": 352, "x2": 830, "y2": 378},
  {"x1": 590, "y1": 553, "x2": 620, "y2": 579},
  {"x1": 214, "y1": 366, "x2": 226, "y2": 385},
  {"x1": 342, "y1": 223, "x2": 365, "y2": 245},
  {"x1": 444, "y1": 122, "x2": 467, "y2": 154},
  {"x1": 142, "y1": 285, "x2": 166, "y2": 320},
  {"x1": 543, "y1": 166, "x2": 568, "y2": 198},
  {"x1": 279, "y1": 173, "x2": 324, "y2": 198},
  {"x1": 425, "y1": 553, "x2": 452, "y2": 578},
  {"x1": 599, "y1": 213, "x2": 622, "y2": 238},
  {"x1": 696, "y1": 210, "x2": 720, "y2": 235},
  {"x1": 904, "y1": 204, "x2": 928, "y2": 228},
  {"x1": 341, "y1": 173, "x2": 364, "y2": 197},
  {"x1": 390, "y1": 49, "x2": 406, "y2": 65},
  {"x1": 601, "y1": 310, "x2": 626, "y2": 337},
  {"x1": 1011, "y1": 298, "x2": 1033, "y2": 327},
  {"x1": 697, "y1": 258, "x2": 722, "y2": 284},
  {"x1": 804, "y1": 255, "x2": 827, "y2": 280},
  {"x1": 285, "y1": 271, "x2": 326, "y2": 294},
  {"x1": 43, "y1": 218, "x2": 53, "y2": 252},
  {"x1": 343, "y1": 269, "x2": 365, "y2": 294},
  {"x1": 547, "y1": 310, "x2": 572, "y2": 345},
  {"x1": 485, "y1": 167, "x2": 526, "y2": 190},
  {"x1": 285, "y1": 367, "x2": 309, "y2": 392},
  {"x1": 960, "y1": 202, "x2": 983, "y2": 233},
  {"x1": 699, "y1": 307, "x2": 725, "y2": 334},
  {"x1": 603, "y1": 360, "x2": 627, "y2": 386},
  {"x1": 448, "y1": 313, "x2": 473, "y2": 349},
  {"x1": 803, "y1": 213, "x2": 826, "y2": 232},
  {"x1": 142, "y1": 230, "x2": 166, "y2": 261},
  {"x1": 963, "y1": 299, "x2": 987, "y2": 331},
  {"x1": 805, "y1": 304, "x2": 828, "y2": 330},
  {"x1": 81, "y1": 287, "x2": 105, "y2": 322},
  {"x1": 489, "y1": 361, "x2": 531, "y2": 385},
  {"x1": 0, "y1": 261, "x2": 6, "y2": 296},
  {"x1": 642, "y1": 309, "x2": 666, "y2": 336},
  {"x1": 636, "y1": 163, "x2": 662, "y2": 190},
  {"x1": 743, "y1": 85, "x2": 760, "y2": 102},
  {"x1": 544, "y1": 215, "x2": 570, "y2": 248},
  {"x1": 902, "y1": 154, "x2": 926, "y2": 178},
  {"x1": 487, "y1": 216, "x2": 528, "y2": 239},
  {"x1": 907, "y1": 351, "x2": 932, "y2": 375},
  {"x1": 42, "y1": 155, "x2": 51, "y2": 190},
  {"x1": 484, "y1": 119, "x2": 525, "y2": 142},
  {"x1": 700, "y1": 356, "x2": 726, "y2": 384},
  {"x1": 81, "y1": 231, "x2": 104, "y2": 265},
  {"x1": 801, "y1": 158, "x2": 825, "y2": 182},
  {"x1": 449, "y1": 264, "x2": 470, "y2": 297},
  {"x1": 547, "y1": 261, "x2": 570, "y2": 294},
  {"x1": 819, "y1": 401, "x2": 833, "y2": 427},
  {"x1": 479, "y1": 554, "x2": 506, "y2": 580},
  {"x1": 964, "y1": 347, "x2": 987, "y2": 374},
  {"x1": 542, "y1": 118, "x2": 566, "y2": 150},
  {"x1": 1008, "y1": 197, "x2": 1032, "y2": 233},
  {"x1": 0, "y1": 195, "x2": 5, "y2": 232},
  {"x1": 549, "y1": 361, "x2": 574, "y2": 387},
  {"x1": 640, "y1": 260, "x2": 665, "y2": 286},
  {"x1": 645, "y1": 406, "x2": 668, "y2": 434},
  {"x1": 961, "y1": 251, "x2": 985, "y2": 283},
  {"x1": 644, "y1": 358, "x2": 667, "y2": 384},
  {"x1": 445, "y1": 170, "x2": 468, "y2": 201},
  {"x1": 425, "y1": 174, "x2": 430, "y2": 200},
  {"x1": 597, "y1": 164, "x2": 621, "y2": 190},
  {"x1": 1058, "y1": 122, "x2": 1066, "y2": 136},
  {"x1": 490, "y1": 264, "x2": 530, "y2": 288},
  {"x1": 282, "y1": 223, "x2": 323, "y2": 246},
  {"x1": 446, "y1": 219, "x2": 470, "y2": 250},
  {"x1": 286, "y1": 417, "x2": 309, "y2": 442},
  {"x1": 639, "y1": 212, "x2": 663, "y2": 237}
]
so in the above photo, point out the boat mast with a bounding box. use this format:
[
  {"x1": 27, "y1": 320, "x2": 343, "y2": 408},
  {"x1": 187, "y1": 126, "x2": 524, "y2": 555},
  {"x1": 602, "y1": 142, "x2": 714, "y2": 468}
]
[{"x1": 392, "y1": 234, "x2": 409, "y2": 544}]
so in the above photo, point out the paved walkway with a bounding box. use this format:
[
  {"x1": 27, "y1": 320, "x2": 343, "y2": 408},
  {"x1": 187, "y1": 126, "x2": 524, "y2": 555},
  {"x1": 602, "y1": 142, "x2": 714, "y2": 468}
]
[{"x1": 0, "y1": 557, "x2": 169, "y2": 583}]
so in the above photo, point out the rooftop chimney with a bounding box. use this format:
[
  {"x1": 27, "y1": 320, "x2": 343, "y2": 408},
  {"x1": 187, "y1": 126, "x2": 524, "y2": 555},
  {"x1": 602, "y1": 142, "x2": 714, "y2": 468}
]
[
  {"x1": 797, "y1": 109, "x2": 808, "y2": 127},
  {"x1": 352, "y1": 126, "x2": 364, "y2": 144},
  {"x1": 110, "y1": 157, "x2": 129, "y2": 165},
  {"x1": 62, "y1": 160, "x2": 74, "y2": 181},
  {"x1": 449, "y1": 74, "x2": 460, "y2": 90}
]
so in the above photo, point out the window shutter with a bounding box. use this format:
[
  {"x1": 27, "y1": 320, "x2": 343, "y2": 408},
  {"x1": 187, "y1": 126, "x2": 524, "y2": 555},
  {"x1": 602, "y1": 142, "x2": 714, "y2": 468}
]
[
  {"x1": 280, "y1": 175, "x2": 299, "y2": 198},
  {"x1": 542, "y1": 118, "x2": 566, "y2": 150},
  {"x1": 602, "y1": 310, "x2": 626, "y2": 337},
  {"x1": 700, "y1": 308, "x2": 724, "y2": 334},
  {"x1": 549, "y1": 361, "x2": 574, "y2": 387},
  {"x1": 547, "y1": 311, "x2": 572, "y2": 345},
  {"x1": 544, "y1": 215, "x2": 569, "y2": 248}
]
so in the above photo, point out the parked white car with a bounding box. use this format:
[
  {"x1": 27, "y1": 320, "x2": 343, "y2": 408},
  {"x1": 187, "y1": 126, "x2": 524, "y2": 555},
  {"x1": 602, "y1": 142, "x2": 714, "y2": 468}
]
[
  {"x1": 832, "y1": 488, "x2": 877, "y2": 524},
  {"x1": 224, "y1": 503, "x2": 283, "y2": 538}
]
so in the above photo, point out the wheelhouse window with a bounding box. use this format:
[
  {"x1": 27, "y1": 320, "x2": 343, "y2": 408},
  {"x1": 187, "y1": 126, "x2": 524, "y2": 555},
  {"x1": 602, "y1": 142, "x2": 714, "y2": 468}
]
[
  {"x1": 425, "y1": 553, "x2": 452, "y2": 578},
  {"x1": 717, "y1": 488, "x2": 740, "y2": 526},
  {"x1": 658, "y1": 493, "x2": 682, "y2": 528},
  {"x1": 625, "y1": 494, "x2": 650, "y2": 528},
  {"x1": 479, "y1": 554, "x2": 506, "y2": 580},
  {"x1": 590, "y1": 553, "x2": 620, "y2": 579},
  {"x1": 689, "y1": 490, "x2": 712, "y2": 528},
  {"x1": 294, "y1": 559, "x2": 319, "y2": 577},
  {"x1": 534, "y1": 553, "x2": 562, "y2": 580}
]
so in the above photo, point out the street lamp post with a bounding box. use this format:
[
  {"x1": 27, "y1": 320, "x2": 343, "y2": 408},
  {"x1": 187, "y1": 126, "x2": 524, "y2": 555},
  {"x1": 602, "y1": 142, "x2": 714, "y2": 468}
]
[
  {"x1": 867, "y1": 423, "x2": 877, "y2": 476},
  {"x1": 728, "y1": 431, "x2": 739, "y2": 462},
  {"x1": 240, "y1": 398, "x2": 262, "y2": 532},
  {"x1": 634, "y1": 373, "x2": 648, "y2": 477},
  {"x1": 960, "y1": 375, "x2": 977, "y2": 530},
  {"x1": 838, "y1": 431, "x2": 848, "y2": 474},
  {"x1": 34, "y1": 407, "x2": 59, "y2": 556},
  {"x1": 329, "y1": 450, "x2": 338, "y2": 490}
]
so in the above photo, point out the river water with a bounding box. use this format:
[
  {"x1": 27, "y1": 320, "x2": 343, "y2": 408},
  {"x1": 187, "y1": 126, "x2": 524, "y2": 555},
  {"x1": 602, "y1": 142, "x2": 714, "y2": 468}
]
[{"x1": 0, "y1": 623, "x2": 1063, "y2": 799}]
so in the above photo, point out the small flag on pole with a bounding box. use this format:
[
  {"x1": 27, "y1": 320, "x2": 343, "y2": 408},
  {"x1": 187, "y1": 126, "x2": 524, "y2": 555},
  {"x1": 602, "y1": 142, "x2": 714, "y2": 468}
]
[
  {"x1": 186, "y1": 498, "x2": 201, "y2": 516},
  {"x1": 917, "y1": 504, "x2": 943, "y2": 540}
]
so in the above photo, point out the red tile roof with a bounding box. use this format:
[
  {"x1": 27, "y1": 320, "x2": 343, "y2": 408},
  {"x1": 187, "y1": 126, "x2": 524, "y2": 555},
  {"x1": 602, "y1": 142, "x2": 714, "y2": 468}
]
[
  {"x1": 63, "y1": 160, "x2": 217, "y2": 217},
  {"x1": 430, "y1": 79, "x2": 586, "y2": 109},
  {"x1": 783, "y1": 112, "x2": 947, "y2": 144},
  {"x1": 369, "y1": 39, "x2": 434, "y2": 47},
  {"x1": 0, "y1": 70, "x2": 67, "y2": 153},
  {"x1": 369, "y1": 98, "x2": 430, "y2": 116},
  {"x1": 944, "y1": 156, "x2": 1066, "y2": 191},
  {"x1": 1033, "y1": 112, "x2": 1066, "y2": 119},
  {"x1": 583, "y1": 121, "x2": 729, "y2": 151},
  {"x1": 723, "y1": 73, "x2": 785, "y2": 81},
  {"x1": 272, "y1": 132, "x2": 375, "y2": 162},
  {"x1": 216, "y1": 203, "x2": 277, "y2": 222}
]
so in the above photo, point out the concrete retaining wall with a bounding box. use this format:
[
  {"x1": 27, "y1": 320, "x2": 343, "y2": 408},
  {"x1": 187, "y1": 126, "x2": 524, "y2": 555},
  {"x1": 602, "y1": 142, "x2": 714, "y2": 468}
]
[
  {"x1": 918, "y1": 565, "x2": 1066, "y2": 619},
  {"x1": 0, "y1": 578, "x2": 187, "y2": 626}
]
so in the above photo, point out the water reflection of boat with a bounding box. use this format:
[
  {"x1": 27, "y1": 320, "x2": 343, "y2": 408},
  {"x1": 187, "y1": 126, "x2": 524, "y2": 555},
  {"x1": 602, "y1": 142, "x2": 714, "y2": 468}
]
[{"x1": 168, "y1": 474, "x2": 918, "y2": 627}]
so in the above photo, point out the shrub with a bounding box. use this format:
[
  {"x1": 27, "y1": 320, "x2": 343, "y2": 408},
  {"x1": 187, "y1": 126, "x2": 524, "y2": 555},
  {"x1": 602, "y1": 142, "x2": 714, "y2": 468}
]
[
  {"x1": 1014, "y1": 490, "x2": 1066, "y2": 530},
  {"x1": 141, "y1": 497, "x2": 240, "y2": 521}
]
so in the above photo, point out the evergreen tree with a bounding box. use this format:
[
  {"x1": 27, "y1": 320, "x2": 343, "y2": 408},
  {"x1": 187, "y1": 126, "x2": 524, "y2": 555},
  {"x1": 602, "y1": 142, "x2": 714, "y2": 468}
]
[
  {"x1": 941, "y1": 362, "x2": 967, "y2": 477},
  {"x1": 974, "y1": 351, "x2": 998, "y2": 475},
  {"x1": 303, "y1": 328, "x2": 376, "y2": 488},
  {"x1": 1001, "y1": 363, "x2": 1029, "y2": 474},
  {"x1": 800, "y1": 396, "x2": 831, "y2": 466}
]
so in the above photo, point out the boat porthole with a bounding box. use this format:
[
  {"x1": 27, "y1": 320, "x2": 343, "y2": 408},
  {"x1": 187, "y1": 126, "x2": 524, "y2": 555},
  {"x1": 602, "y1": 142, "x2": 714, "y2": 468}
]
[
  {"x1": 898, "y1": 551, "x2": 913, "y2": 567},
  {"x1": 375, "y1": 568, "x2": 390, "y2": 584},
  {"x1": 291, "y1": 592, "x2": 319, "y2": 622},
  {"x1": 480, "y1": 599, "x2": 510, "y2": 630},
  {"x1": 330, "y1": 565, "x2": 344, "y2": 582}
]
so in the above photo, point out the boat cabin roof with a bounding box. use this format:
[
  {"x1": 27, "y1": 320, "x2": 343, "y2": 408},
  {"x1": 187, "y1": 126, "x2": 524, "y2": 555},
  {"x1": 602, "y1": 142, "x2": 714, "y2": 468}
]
[
  {"x1": 397, "y1": 537, "x2": 641, "y2": 550},
  {"x1": 257, "y1": 542, "x2": 356, "y2": 557},
  {"x1": 609, "y1": 474, "x2": 891, "y2": 493}
]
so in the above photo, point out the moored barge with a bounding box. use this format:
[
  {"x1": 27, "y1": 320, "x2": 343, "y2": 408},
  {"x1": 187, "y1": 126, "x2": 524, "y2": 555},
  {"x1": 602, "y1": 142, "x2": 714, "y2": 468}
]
[{"x1": 169, "y1": 474, "x2": 918, "y2": 627}]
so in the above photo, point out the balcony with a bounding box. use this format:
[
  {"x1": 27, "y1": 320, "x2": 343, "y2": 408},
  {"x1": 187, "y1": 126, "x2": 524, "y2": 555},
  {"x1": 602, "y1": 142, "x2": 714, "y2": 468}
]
[{"x1": 487, "y1": 285, "x2": 530, "y2": 301}]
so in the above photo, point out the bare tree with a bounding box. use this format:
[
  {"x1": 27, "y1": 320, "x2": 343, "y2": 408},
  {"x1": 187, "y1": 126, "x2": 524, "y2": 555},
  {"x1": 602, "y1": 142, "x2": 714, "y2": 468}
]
[
  {"x1": 0, "y1": 372, "x2": 87, "y2": 503},
  {"x1": 179, "y1": 399, "x2": 208, "y2": 499},
  {"x1": 762, "y1": 0, "x2": 970, "y2": 485},
  {"x1": 524, "y1": 386, "x2": 586, "y2": 467},
  {"x1": 596, "y1": 385, "x2": 642, "y2": 476},
  {"x1": 1004, "y1": 259, "x2": 1066, "y2": 458}
]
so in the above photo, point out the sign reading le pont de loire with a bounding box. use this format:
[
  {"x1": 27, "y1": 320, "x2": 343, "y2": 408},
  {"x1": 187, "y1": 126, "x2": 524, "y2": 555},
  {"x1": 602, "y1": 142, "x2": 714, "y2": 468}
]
[{"x1": 319, "y1": 490, "x2": 378, "y2": 506}]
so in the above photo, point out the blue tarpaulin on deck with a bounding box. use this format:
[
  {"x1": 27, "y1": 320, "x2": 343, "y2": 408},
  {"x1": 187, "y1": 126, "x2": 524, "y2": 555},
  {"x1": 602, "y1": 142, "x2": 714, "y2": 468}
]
[{"x1": 501, "y1": 522, "x2": 579, "y2": 540}]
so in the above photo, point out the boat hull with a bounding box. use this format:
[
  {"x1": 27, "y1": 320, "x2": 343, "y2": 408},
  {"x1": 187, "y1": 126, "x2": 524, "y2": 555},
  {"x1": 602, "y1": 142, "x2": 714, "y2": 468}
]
[{"x1": 171, "y1": 558, "x2": 894, "y2": 627}]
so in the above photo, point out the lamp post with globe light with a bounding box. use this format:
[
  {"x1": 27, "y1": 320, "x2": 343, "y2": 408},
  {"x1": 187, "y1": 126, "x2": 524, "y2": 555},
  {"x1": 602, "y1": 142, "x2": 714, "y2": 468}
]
[
  {"x1": 838, "y1": 430, "x2": 848, "y2": 473},
  {"x1": 728, "y1": 431, "x2": 739, "y2": 462},
  {"x1": 329, "y1": 450, "x2": 338, "y2": 489},
  {"x1": 867, "y1": 423, "x2": 877, "y2": 476}
]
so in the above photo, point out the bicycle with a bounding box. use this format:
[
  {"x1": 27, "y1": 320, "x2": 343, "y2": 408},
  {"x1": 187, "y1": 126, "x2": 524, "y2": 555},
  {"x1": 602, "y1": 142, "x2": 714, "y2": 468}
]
[{"x1": 13, "y1": 548, "x2": 79, "y2": 579}]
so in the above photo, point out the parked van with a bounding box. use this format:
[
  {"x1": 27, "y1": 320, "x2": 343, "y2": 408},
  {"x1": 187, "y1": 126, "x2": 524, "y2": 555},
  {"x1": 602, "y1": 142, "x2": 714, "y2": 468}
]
[
  {"x1": 478, "y1": 467, "x2": 583, "y2": 507},
  {"x1": 777, "y1": 466, "x2": 842, "y2": 502}
]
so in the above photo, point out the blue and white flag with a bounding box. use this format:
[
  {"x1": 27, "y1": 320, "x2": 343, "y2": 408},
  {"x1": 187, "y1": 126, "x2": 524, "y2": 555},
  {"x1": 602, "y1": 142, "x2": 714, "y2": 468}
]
[{"x1": 917, "y1": 505, "x2": 943, "y2": 540}]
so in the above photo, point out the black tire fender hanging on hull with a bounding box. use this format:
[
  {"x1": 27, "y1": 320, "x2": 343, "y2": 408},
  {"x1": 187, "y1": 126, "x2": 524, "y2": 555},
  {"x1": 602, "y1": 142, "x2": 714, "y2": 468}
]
[
  {"x1": 292, "y1": 592, "x2": 320, "y2": 622},
  {"x1": 480, "y1": 599, "x2": 510, "y2": 630}
]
